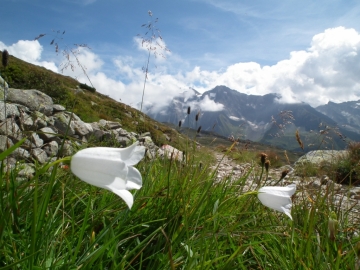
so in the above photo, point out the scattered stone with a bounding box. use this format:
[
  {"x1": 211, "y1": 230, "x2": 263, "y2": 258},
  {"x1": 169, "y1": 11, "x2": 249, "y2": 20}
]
[
  {"x1": 38, "y1": 127, "x2": 58, "y2": 142},
  {"x1": 31, "y1": 148, "x2": 48, "y2": 164},
  {"x1": 0, "y1": 102, "x2": 20, "y2": 121},
  {"x1": 159, "y1": 144, "x2": 184, "y2": 162}
]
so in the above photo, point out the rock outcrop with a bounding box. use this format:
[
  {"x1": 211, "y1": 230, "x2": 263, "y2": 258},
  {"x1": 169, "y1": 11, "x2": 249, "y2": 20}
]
[{"x1": 0, "y1": 83, "x2": 175, "y2": 178}]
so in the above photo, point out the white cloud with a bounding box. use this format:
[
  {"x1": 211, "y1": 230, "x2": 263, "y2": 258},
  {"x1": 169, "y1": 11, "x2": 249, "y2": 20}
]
[
  {"x1": 133, "y1": 36, "x2": 171, "y2": 61},
  {"x1": 182, "y1": 26, "x2": 360, "y2": 107},
  {"x1": 59, "y1": 47, "x2": 103, "y2": 79},
  {"x1": 0, "y1": 40, "x2": 58, "y2": 72},
  {"x1": 198, "y1": 95, "x2": 224, "y2": 111}
]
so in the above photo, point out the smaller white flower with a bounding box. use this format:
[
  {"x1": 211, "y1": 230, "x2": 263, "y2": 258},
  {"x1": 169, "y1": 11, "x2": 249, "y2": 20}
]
[
  {"x1": 257, "y1": 184, "x2": 296, "y2": 220},
  {"x1": 71, "y1": 141, "x2": 146, "y2": 209}
]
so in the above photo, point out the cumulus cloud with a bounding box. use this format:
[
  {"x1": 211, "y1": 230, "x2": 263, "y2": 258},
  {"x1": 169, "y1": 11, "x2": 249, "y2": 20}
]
[
  {"x1": 2, "y1": 26, "x2": 360, "y2": 112},
  {"x1": 199, "y1": 26, "x2": 360, "y2": 107},
  {"x1": 198, "y1": 95, "x2": 224, "y2": 111},
  {"x1": 0, "y1": 40, "x2": 58, "y2": 72},
  {"x1": 133, "y1": 36, "x2": 171, "y2": 61}
]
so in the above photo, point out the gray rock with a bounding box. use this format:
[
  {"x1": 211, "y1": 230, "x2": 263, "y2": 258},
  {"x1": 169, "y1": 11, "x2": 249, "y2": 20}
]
[
  {"x1": 20, "y1": 112, "x2": 34, "y2": 130},
  {"x1": 295, "y1": 150, "x2": 348, "y2": 166},
  {"x1": 0, "y1": 102, "x2": 20, "y2": 121},
  {"x1": 92, "y1": 129, "x2": 106, "y2": 140},
  {"x1": 98, "y1": 119, "x2": 107, "y2": 128},
  {"x1": 53, "y1": 112, "x2": 75, "y2": 135},
  {"x1": 0, "y1": 157, "x2": 17, "y2": 171},
  {"x1": 0, "y1": 75, "x2": 8, "y2": 101},
  {"x1": 158, "y1": 144, "x2": 184, "y2": 162},
  {"x1": 11, "y1": 147, "x2": 30, "y2": 159},
  {"x1": 52, "y1": 104, "x2": 66, "y2": 112},
  {"x1": 0, "y1": 135, "x2": 14, "y2": 151},
  {"x1": 17, "y1": 163, "x2": 35, "y2": 179},
  {"x1": 116, "y1": 136, "x2": 130, "y2": 146},
  {"x1": 31, "y1": 148, "x2": 48, "y2": 164},
  {"x1": 0, "y1": 118, "x2": 23, "y2": 141},
  {"x1": 7, "y1": 88, "x2": 53, "y2": 111},
  {"x1": 105, "y1": 121, "x2": 122, "y2": 129},
  {"x1": 73, "y1": 120, "x2": 93, "y2": 136},
  {"x1": 39, "y1": 105, "x2": 53, "y2": 116},
  {"x1": 29, "y1": 132, "x2": 44, "y2": 148},
  {"x1": 140, "y1": 132, "x2": 151, "y2": 137},
  {"x1": 59, "y1": 141, "x2": 73, "y2": 156},
  {"x1": 42, "y1": 141, "x2": 59, "y2": 157},
  {"x1": 163, "y1": 133, "x2": 171, "y2": 141},
  {"x1": 31, "y1": 111, "x2": 49, "y2": 129},
  {"x1": 97, "y1": 120, "x2": 121, "y2": 130},
  {"x1": 38, "y1": 127, "x2": 58, "y2": 142}
]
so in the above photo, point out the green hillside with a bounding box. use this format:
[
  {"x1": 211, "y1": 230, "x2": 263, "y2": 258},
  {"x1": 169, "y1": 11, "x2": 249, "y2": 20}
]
[{"x1": 0, "y1": 51, "x2": 180, "y2": 148}]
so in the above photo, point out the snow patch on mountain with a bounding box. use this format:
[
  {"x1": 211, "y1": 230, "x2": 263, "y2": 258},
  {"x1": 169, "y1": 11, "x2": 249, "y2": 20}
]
[{"x1": 229, "y1": 116, "x2": 241, "y2": 121}]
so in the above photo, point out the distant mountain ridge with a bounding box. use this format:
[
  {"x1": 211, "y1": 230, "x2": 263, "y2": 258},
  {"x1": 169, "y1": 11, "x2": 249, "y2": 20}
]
[
  {"x1": 316, "y1": 100, "x2": 360, "y2": 135},
  {"x1": 146, "y1": 85, "x2": 360, "y2": 150}
]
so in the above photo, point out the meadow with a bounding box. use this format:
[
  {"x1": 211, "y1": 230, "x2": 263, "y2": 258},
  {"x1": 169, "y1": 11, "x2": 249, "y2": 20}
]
[{"x1": 1, "y1": 47, "x2": 360, "y2": 269}]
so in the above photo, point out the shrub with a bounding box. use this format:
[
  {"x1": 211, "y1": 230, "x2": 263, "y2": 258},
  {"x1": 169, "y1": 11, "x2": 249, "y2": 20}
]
[
  {"x1": 79, "y1": 82, "x2": 96, "y2": 93},
  {"x1": 334, "y1": 141, "x2": 360, "y2": 185}
]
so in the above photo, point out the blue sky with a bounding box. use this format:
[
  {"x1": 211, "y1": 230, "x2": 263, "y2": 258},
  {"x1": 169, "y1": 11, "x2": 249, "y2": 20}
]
[{"x1": 2, "y1": 0, "x2": 360, "y2": 111}]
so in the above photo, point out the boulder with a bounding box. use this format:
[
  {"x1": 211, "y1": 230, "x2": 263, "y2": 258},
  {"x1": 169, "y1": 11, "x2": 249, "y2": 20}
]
[
  {"x1": 0, "y1": 75, "x2": 8, "y2": 101},
  {"x1": 295, "y1": 150, "x2": 348, "y2": 166},
  {"x1": 158, "y1": 144, "x2": 184, "y2": 162},
  {"x1": 7, "y1": 88, "x2": 53, "y2": 111}
]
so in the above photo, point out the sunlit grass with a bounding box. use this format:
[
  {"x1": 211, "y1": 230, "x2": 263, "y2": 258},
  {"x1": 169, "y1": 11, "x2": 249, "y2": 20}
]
[{"x1": 1, "y1": 137, "x2": 359, "y2": 269}]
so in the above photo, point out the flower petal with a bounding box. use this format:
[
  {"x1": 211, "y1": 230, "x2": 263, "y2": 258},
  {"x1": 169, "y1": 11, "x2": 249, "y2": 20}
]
[
  {"x1": 281, "y1": 206, "x2": 293, "y2": 220},
  {"x1": 106, "y1": 187, "x2": 134, "y2": 209},
  {"x1": 72, "y1": 169, "x2": 127, "y2": 190},
  {"x1": 258, "y1": 193, "x2": 292, "y2": 212},
  {"x1": 257, "y1": 184, "x2": 296, "y2": 220},
  {"x1": 121, "y1": 144, "x2": 146, "y2": 166},
  {"x1": 71, "y1": 149, "x2": 128, "y2": 188},
  {"x1": 258, "y1": 184, "x2": 296, "y2": 197},
  {"x1": 125, "y1": 166, "x2": 142, "y2": 190}
]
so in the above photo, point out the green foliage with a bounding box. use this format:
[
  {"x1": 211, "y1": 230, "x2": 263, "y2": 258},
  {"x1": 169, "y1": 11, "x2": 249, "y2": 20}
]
[
  {"x1": 295, "y1": 161, "x2": 320, "y2": 177},
  {"x1": 79, "y1": 82, "x2": 96, "y2": 93},
  {"x1": 333, "y1": 142, "x2": 360, "y2": 184},
  {"x1": 0, "y1": 140, "x2": 358, "y2": 269}
]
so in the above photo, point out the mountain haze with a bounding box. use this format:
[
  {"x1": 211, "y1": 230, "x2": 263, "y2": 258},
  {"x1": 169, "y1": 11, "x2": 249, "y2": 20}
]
[
  {"x1": 316, "y1": 100, "x2": 360, "y2": 135},
  {"x1": 146, "y1": 85, "x2": 360, "y2": 150}
]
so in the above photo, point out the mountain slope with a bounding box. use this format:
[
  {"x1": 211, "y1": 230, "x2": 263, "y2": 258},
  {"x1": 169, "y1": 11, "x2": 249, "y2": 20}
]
[
  {"x1": 146, "y1": 85, "x2": 360, "y2": 150},
  {"x1": 316, "y1": 100, "x2": 360, "y2": 135}
]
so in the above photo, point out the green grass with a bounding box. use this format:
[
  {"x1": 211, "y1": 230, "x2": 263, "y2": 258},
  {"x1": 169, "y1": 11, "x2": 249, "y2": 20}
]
[{"x1": 0, "y1": 139, "x2": 359, "y2": 269}]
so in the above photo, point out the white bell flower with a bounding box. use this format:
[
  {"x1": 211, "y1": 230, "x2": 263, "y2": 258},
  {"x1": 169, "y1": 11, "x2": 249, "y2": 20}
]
[
  {"x1": 257, "y1": 184, "x2": 296, "y2": 220},
  {"x1": 71, "y1": 141, "x2": 146, "y2": 209}
]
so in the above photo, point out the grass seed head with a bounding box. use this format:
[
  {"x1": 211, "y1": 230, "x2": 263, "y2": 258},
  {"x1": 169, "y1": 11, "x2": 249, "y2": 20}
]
[
  {"x1": 195, "y1": 111, "x2": 200, "y2": 121},
  {"x1": 2, "y1": 50, "x2": 9, "y2": 68},
  {"x1": 295, "y1": 129, "x2": 304, "y2": 150},
  {"x1": 280, "y1": 169, "x2": 289, "y2": 180},
  {"x1": 265, "y1": 160, "x2": 270, "y2": 172},
  {"x1": 260, "y1": 153, "x2": 267, "y2": 166}
]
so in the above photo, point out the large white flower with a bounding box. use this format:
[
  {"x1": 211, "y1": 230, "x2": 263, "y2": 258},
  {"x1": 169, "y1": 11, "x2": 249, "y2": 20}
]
[
  {"x1": 71, "y1": 141, "x2": 146, "y2": 209},
  {"x1": 257, "y1": 184, "x2": 296, "y2": 220}
]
